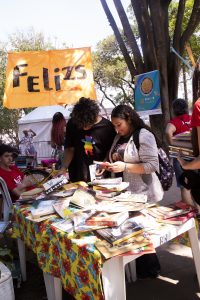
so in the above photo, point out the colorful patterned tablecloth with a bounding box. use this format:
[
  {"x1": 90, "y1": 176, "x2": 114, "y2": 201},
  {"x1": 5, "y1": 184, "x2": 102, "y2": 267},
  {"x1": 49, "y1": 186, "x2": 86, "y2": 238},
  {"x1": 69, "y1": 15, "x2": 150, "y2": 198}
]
[{"x1": 12, "y1": 205, "x2": 104, "y2": 300}]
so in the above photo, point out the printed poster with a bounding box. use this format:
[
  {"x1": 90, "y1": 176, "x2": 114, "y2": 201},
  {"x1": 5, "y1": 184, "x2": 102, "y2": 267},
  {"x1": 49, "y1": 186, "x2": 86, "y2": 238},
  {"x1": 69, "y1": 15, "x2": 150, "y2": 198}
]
[{"x1": 134, "y1": 70, "x2": 161, "y2": 115}]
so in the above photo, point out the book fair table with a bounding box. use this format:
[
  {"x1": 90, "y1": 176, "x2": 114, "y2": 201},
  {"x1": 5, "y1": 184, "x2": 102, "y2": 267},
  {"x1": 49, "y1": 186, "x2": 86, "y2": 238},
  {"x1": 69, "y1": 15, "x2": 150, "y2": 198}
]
[{"x1": 12, "y1": 204, "x2": 200, "y2": 300}]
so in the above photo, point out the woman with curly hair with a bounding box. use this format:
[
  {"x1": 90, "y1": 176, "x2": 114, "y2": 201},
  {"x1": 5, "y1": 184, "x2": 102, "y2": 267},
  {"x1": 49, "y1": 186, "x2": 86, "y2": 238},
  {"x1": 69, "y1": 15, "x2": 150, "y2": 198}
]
[{"x1": 61, "y1": 97, "x2": 116, "y2": 182}]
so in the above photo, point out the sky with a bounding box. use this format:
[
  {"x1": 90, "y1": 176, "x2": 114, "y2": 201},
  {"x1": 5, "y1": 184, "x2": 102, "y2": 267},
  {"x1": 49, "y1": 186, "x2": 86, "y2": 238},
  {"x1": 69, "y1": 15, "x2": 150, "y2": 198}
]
[{"x1": 0, "y1": 0, "x2": 130, "y2": 49}]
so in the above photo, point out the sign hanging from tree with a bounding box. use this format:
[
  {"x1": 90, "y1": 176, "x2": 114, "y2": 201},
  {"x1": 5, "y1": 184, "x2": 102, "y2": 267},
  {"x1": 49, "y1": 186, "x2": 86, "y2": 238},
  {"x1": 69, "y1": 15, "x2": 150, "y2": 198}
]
[
  {"x1": 134, "y1": 70, "x2": 161, "y2": 116},
  {"x1": 3, "y1": 47, "x2": 96, "y2": 109}
]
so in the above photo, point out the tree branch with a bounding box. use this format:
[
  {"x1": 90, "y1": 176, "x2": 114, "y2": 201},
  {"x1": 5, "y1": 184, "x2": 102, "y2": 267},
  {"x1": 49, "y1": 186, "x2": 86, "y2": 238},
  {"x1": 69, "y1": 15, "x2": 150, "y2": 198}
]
[
  {"x1": 180, "y1": 0, "x2": 200, "y2": 49},
  {"x1": 113, "y1": 0, "x2": 144, "y2": 73},
  {"x1": 131, "y1": 0, "x2": 158, "y2": 70},
  {"x1": 100, "y1": 0, "x2": 137, "y2": 79},
  {"x1": 172, "y1": 0, "x2": 186, "y2": 51}
]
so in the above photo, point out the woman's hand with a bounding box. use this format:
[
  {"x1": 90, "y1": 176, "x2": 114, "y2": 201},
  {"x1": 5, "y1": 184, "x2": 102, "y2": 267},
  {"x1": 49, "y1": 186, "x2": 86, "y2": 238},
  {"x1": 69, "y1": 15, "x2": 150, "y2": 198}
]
[{"x1": 107, "y1": 161, "x2": 126, "y2": 173}]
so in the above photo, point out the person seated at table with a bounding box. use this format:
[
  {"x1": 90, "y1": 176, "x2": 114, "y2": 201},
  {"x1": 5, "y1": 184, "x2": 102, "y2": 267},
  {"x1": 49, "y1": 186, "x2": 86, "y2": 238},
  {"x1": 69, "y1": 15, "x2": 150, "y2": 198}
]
[
  {"x1": 0, "y1": 144, "x2": 32, "y2": 202},
  {"x1": 60, "y1": 97, "x2": 116, "y2": 182}
]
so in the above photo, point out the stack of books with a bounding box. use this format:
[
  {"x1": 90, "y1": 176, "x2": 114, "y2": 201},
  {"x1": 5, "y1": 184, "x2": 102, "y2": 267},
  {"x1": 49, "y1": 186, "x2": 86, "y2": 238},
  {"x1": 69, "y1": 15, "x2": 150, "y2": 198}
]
[
  {"x1": 170, "y1": 131, "x2": 194, "y2": 160},
  {"x1": 147, "y1": 201, "x2": 196, "y2": 225},
  {"x1": 89, "y1": 177, "x2": 129, "y2": 194}
]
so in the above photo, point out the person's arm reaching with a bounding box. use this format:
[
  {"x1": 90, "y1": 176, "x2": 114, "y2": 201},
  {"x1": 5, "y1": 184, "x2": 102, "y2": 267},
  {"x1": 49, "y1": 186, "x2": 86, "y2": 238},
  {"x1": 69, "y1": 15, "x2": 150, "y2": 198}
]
[
  {"x1": 177, "y1": 155, "x2": 200, "y2": 170},
  {"x1": 12, "y1": 176, "x2": 33, "y2": 198},
  {"x1": 165, "y1": 123, "x2": 176, "y2": 145},
  {"x1": 58, "y1": 147, "x2": 75, "y2": 175}
]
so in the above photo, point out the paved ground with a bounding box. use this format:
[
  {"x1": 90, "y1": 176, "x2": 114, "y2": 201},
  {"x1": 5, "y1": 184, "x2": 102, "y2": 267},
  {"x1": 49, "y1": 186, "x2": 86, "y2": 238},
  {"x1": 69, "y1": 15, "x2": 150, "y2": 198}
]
[{"x1": 10, "y1": 178, "x2": 200, "y2": 299}]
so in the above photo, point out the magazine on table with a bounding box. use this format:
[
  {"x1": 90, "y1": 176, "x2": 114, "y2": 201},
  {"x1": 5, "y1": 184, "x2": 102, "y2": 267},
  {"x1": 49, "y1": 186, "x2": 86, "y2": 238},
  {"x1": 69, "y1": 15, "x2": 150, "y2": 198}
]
[
  {"x1": 146, "y1": 201, "x2": 196, "y2": 220},
  {"x1": 51, "y1": 219, "x2": 74, "y2": 233},
  {"x1": 113, "y1": 192, "x2": 148, "y2": 203},
  {"x1": 69, "y1": 188, "x2": 96, "y2": 208},
  {"x1": 96, "y1": 217, "x2": 144, "y2": 245},
  {"x1": 93, "y1": 182, "x2": 129, "y2": 193},
  {"x1": 53, "y1": 199, "x2": 71, "y2": 219},
  {"x1": 30, "y1": 199, "x2": 56, "y2": 219},
  {"x1": 95, "y1": 232, "x2": 153, "y2": 259},
  {"x1": 156, "y1": 211, "x2": 196, "y2": 225}
]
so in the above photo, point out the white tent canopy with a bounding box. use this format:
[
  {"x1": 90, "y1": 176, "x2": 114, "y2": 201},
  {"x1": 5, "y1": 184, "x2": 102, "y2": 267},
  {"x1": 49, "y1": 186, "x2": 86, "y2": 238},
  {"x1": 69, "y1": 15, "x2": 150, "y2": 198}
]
[{"x1": 18, "y1": 105, "x2": 114, "y2": 162}]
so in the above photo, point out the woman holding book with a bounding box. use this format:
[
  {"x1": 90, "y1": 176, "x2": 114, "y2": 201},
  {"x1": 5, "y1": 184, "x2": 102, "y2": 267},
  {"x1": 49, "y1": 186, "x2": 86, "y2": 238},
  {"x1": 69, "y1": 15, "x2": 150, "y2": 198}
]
[
  {"x1": 106, "y1": 104, "x2": 163, "y2": 203},
  {"x1": 105, "y1": 104, "x2": 162, "y2": 278}
]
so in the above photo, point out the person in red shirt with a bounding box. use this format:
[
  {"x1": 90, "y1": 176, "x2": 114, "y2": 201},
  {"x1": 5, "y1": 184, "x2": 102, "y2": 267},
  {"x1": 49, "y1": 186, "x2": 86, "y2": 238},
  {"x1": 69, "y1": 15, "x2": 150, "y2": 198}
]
[
  {"x1": 165, "y1": 98, "x2": 192, "y2": 203},
  {"x1": 178, "y1": 98, "x2": 200, "y2": 170},
  {"x1": 0, "y1": 144, "x2": 32, "y2": 202}
]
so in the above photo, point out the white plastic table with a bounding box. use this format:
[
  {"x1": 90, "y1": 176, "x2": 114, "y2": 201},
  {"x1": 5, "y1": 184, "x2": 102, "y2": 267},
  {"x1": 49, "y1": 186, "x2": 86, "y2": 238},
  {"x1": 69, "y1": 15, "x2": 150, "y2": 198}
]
[{"x1": 17, "y1": 218, "x2": 200, "y2": 300}]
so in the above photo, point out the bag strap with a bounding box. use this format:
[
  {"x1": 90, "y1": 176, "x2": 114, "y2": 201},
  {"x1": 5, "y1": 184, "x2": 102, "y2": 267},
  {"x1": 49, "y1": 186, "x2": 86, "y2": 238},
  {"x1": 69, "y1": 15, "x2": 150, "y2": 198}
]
[{"x1": 132, "y1": 128, "x2": 141, "y2": 151}]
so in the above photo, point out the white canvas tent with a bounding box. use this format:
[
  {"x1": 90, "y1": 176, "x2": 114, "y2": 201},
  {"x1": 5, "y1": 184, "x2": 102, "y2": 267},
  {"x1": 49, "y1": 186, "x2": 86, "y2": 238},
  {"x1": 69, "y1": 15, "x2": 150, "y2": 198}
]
[{"x1": 18, "y1": 105, "x2": 113, "y2": 162}]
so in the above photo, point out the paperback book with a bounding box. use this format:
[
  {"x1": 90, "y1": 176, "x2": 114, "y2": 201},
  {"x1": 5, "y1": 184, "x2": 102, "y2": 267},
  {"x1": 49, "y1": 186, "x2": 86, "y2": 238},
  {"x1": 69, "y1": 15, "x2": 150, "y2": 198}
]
[
  {"x1": 69, "y1": 188, "x2": 96, "y2": 208},
  {"x1": 30, "y1": 199, "x2": 56, "y2": 219},
  {"x1": 96, "y1": 217, "x2": 144, "y2": 245},
  {"x1": 53, "y1": 199, "x2": 71, "y2": 218},
  {"x1": 43, "y1": 176, "x2": 68, "y2": 194},
  {"x1": 147, "y1": 201, "x2": 195, "y2": 220},
  {"x1": 95, "y1": 233, "x2": 153, "y2": 259},
  {"x1": 157, "y1": 211, "x2": 196, "y2": 225},
  {"x1": 86, "y1": 211, "x2": 129, "y2": 227},
  {"x1": 51, "y1": 219, "x2": 73, "y2": 233}
]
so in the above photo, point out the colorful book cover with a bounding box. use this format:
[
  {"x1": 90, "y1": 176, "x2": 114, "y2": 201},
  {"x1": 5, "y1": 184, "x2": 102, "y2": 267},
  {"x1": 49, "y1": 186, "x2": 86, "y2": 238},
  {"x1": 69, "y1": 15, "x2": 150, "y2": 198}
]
[
  {"x1": 86, "y1": 211, "x2": 129, "y2": 227},
  {"x1": 96, "y1": 217, "x2": 144, "y2": 245}
]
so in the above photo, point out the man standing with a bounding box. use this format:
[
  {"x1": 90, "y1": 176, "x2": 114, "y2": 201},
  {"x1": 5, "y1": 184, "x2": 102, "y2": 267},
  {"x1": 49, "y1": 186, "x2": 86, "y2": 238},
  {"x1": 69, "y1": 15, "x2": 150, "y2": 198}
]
[{"x1": 61, "y1": 97, "x2": 116, "y2": 182}]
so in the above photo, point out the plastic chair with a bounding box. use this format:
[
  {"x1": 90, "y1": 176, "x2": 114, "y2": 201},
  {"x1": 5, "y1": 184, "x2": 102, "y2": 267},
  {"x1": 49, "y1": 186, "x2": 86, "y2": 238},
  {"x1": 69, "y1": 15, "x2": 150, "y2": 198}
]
[
  {"x1": 0, "y1": 177, "x2": 13, "y2": 221},
  {"x1": 0, "y1": 177, "x2": 26, "y2": 281}
]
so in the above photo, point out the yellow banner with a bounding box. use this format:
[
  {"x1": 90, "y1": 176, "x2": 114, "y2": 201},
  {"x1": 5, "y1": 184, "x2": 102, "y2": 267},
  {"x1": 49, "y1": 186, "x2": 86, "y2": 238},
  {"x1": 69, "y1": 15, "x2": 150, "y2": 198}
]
[{"x1": 3, "y1": 47, "x2": 96, "y2": 109}]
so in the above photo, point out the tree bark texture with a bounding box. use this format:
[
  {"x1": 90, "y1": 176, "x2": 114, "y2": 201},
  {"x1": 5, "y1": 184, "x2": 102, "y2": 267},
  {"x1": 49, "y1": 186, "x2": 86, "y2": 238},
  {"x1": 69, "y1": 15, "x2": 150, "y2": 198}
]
[{"x1": 100, "y1": 0, "x2": 200, "y2": 143}]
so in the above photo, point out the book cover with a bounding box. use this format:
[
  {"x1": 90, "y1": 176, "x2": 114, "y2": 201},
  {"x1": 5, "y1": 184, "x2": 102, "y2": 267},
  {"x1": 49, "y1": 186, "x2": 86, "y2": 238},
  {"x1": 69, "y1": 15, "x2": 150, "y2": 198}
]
[
  {"x1": 96, "y1": 202, "x2": 145, "y2": 213},
  {"x1": 95, "y1": 233, "x2": 153, "y2": 259},
  {"x1": 90, "y1": 177, "x2": 123, "y2": 185},
  {"x1": 93, "y1": 182, "x2": 129, "y2": 193},
  {"x1": 51, "y1": 219, "x2": 73, "y2": 232},
  {"x1": 70, "y1": 188, "x2": 96, "y2": 208},
  {"x1": 114, "y1": 192, "x2": 147, "y2": 203},
  {"x1": 30, "y1": 200, "x2": 56, "y2": 219},
  {"x1": 157, "y1": 211, "x2": 196, "y2": 225},
  {"x1": 96, "y1": 217, "x2": 144, "y2": 245},
  {"x1": 53, "y1": 199, "x2": 71, "y2": 218},
  {"x1": 86, "y1": 211, "x2": 129, "y2": 227},
  {"x1": 43, "y1": 176, "x2": 68, "y2": 194},
  {"x1": 147, "y1": 201, "x2": 195, "y2": 220}
]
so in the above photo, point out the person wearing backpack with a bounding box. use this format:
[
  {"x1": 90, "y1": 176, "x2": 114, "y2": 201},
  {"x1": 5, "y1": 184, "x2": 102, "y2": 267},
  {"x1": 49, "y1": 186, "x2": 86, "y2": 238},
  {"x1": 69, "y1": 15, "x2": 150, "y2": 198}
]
[
  {"x1": 165, "y1": 98, "x2": 192, "y2": 203},
  {"x1": 106, "y1": 104, "x2": 164, "y2": 202},
  {"x1": 104, "y1": 104, "x2": 164, "y2": 278}
]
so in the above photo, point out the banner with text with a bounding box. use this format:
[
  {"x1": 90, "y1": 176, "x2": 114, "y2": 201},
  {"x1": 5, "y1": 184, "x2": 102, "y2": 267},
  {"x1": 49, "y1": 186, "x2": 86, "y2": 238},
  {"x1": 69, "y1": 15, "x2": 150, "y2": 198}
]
[
  {"x1": 134, "y1": 70, "x2": 161, "y2": 116},
  {"x1": 4, "y1": 47, "x2": 96, "y2": 109}
]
